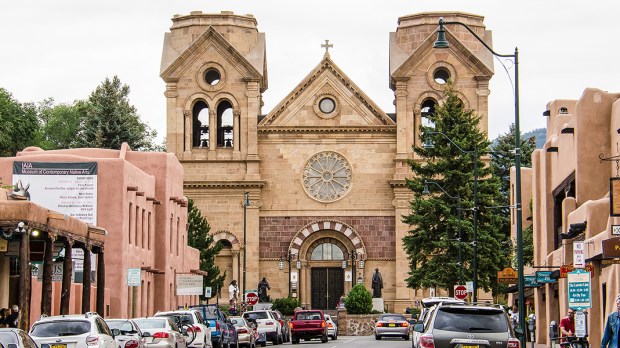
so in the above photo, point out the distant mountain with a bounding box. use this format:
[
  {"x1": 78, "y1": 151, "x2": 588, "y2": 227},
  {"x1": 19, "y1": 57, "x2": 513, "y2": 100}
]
[{"x1": 491, "y1": 128, "x2": 546, "y2": 149}]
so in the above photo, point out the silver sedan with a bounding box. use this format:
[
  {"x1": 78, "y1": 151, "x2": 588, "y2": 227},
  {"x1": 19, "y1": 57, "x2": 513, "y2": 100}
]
[
  {"x1": 374, "y1": 314, "x2": 410, "y2": 340},
  {"x1": 134, "y1": 318, "x2": 187, "y2": 348}
]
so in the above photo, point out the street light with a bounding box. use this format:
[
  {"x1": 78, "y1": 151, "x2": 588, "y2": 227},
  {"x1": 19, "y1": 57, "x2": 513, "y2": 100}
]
[
  {"x1": 434, "y1": 17, "x2": 524, "y2": 345},
  {"x1": 424, "y1": 132, "x2": 479, "y2": 301},
  {"x1": 243, "y1": 192, "x2": 249, "y2": 301},
  {"x1": 279, "y1": 250, "x2": 295, "y2": 297},
  {"x1": 422, "y1": 180, "x2": 463, "y2": 285}
]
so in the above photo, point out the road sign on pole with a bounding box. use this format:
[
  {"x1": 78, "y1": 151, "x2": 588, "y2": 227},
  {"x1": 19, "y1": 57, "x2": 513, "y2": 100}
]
[
  {"x1": 245, "y1": 290, "x2": 259, "y2": 306},
  {"x1": 573, "y1": 242, "x2": 585, "y2": 268},
  {"x1": 568, "y1": 269, "x2": 591, "y2": 310},
  {"x1": 454, "y1": 285, "x2": 467, "y2": 300}
]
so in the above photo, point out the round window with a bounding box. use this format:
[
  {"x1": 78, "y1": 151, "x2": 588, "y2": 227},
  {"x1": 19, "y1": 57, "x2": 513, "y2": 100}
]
[
  {"x1": 433, "y1": 68, "x2": 450, "y2": 84},
  {"x1": 204, "y1": 69, "x2": 221, "y2": 86},
  {"x1": 302, "y1": 152, "x2": 352, "y2": 202},
  {"x1": 319, "y1": 97, "x2": 336, "y2": 114}
]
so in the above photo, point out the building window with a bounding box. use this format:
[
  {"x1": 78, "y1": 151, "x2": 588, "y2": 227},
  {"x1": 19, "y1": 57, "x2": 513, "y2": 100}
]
[
  {"x1": 302, "y1": 151, "x2": 352, "y2": 202},
  {"x1": 310, "y1": 242, "x2": 345, "y2": 260},
  {"x1": 319, "y1": 97, "x2": 336, "y2": 114},
  {"x1": 128, "y1": 203, "x2": 133, "y2": 244},
  {"x1": 217, "y1": 100, "x2": 234, "y2": 148},
  {"x1": 192, "y1": 101, "x2": 209, "y2": 148},
  {"x1": 433, "y1": 68, "x2": 450, "y2": 84},
  {"x1": 420, "y1": 98, "x2": 437, "y2": 128},
  {"x1": 204, "y1": 69, "x2": 221, "y2": 86}
]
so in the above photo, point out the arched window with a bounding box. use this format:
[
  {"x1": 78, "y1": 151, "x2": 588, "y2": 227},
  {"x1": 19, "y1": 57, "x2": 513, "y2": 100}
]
[
  {"x1": 217, "y1": 101, "x2": 234, "y2": 148},
  {"x1": 192, "y1": 101, "x2": 209, "y2": 148},
  {"x1": 310, "y1": 242, "x2": 345, "y2": 260},
  {"x1": 420, "y1": 98, "x2": 437, "y2": 128}
]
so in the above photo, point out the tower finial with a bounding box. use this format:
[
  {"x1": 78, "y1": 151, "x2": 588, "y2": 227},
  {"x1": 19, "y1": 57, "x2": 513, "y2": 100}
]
[{"x1": 321, "y1": 39, "x2": 333, "y2": 55}]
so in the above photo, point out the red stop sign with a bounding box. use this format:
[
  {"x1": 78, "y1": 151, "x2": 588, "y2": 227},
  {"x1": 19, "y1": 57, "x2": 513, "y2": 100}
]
[
  {"x1": 454, "y1": 285, "x2": 468, "y2": 300},
  {"x1": 246, "y1": 292, "x2": 259, "y2": 305}
]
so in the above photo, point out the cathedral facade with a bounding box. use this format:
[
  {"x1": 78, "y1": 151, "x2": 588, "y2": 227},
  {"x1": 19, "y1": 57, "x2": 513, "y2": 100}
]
[{"x1": 160, "y1": 10, "x2": 495, "y2": 312}]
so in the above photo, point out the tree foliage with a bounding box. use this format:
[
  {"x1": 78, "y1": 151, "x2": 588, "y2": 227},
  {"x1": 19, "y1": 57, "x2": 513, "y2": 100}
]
[
  {"x1": 344, "y1": 284, "x2": 373, "y2": 314},
  {"x1": 37, "y1": 98, "x2": 87, "y2": 150},
  {"x1": 402, "y1": 83, "x2": 510, "y2": 295},
  {"x1": 0, "y1": 88, "x2": 40, "y2": 156},
  {"x1": 271, "y1": 297, "x2": 301, "y2": 316},
  {"x1": 187, "y1": 199, "x2": 226, "y2": 299},
  {"x1": 75, "y1": 76, "x2": 157, "y2": 151}
]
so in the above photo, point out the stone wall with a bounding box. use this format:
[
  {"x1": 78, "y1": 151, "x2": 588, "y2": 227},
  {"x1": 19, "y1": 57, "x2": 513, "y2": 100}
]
[{"x1": 336, "y1": 310, "x2": 378, "y2": 336}]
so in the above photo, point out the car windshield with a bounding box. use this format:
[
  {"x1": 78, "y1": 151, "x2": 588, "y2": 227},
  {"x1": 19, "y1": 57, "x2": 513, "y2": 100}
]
[
  {"x1": 134, "y1": 319, "x2": 166, "y2": 329},
  {"x1": 31, "y1": 321, "x2": 91, "y2": 337},
  {"x1": 244, "y1": 312, "x2": 268, "y2": 320},
  {"x1": 204, "y1": 307, "x2": 221, "y2": 320},
  {"x1": 380, "y1": 315, "x2": 406, "y2": 321},
  {"x1": 0, "y1": 332, "x2": 18, "y2": 345},
  {"x1": 434, "y1": 308, "x2": 508, "y2": 333},
  {"x1": 106, "y1": 321, "x2": 135, "y2": 332}
]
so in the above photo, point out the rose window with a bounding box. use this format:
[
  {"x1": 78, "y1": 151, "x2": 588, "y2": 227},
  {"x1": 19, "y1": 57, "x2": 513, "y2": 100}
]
[{"x1": 303, "y1": 152, "x2": 352, "y2": 202}]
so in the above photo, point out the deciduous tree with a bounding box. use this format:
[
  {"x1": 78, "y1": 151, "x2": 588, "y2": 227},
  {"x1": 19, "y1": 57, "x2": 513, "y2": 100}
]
[{"x1": 0, "y1": 88, "x2": 40, "y2": 156}]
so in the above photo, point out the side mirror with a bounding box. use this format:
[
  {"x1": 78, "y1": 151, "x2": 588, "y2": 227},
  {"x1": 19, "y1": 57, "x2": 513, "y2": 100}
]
[
  {"x1": 413, "y1": 323, "x2": 424, "y2": 333},
  {"x1": 111, "y1": 328, "x2": 121, "y2": 337}
]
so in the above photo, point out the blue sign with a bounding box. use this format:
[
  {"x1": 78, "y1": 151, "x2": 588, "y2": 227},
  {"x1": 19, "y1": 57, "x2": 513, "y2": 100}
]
[
  {"x1": 525, "y1": 275, "x2": 540, "y2": 287},
  {"x1": 567, "y1": 269, "x2": 591, "y2": 310},
  {"x1": 536, "y1": 271, "x2": 556, "y2": 283}
]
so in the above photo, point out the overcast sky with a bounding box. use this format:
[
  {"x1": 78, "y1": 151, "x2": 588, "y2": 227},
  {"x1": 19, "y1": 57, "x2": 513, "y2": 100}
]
[{"x1": 2, "y1": 1, "x2": 619, "y2": 142}]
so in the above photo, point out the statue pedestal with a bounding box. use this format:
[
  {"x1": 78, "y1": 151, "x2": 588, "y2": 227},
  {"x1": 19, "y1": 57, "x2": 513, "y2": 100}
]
[
  {"x1": 253, "y1": 302, "x2": 273, "y2": 310},
  {"x1": 372, "y1": 298, "x2": 384, "y2": 313}
]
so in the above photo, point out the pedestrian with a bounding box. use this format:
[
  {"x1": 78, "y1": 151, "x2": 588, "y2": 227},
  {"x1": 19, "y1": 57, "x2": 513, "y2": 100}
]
[
  {"x1": 0, "y1": 308, "x2": 7, "y2": 328},
  {"x1": 508, "y1": 305, "x2": 518, "y2": 328},
  {"x1": 602, "y1": 294, "x2": 620, "y2": 347},
  {"x1": 5, "y1": 305, "x2": 19, "y2": 328},
  {"x1": 228, "y1": 280, "x2": 238, "y2": 307},
  {"x1": 559, "y1": 308, "x2": 575, "y2": 342}
]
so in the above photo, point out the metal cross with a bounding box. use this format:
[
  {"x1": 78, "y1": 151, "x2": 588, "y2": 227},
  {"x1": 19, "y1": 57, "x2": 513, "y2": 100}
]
[{"x1": 321, "y1": 39, "x2": 333, "y2": 54}]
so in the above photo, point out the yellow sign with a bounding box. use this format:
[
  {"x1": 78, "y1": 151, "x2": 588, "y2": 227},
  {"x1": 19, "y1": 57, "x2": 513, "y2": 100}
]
[
  {"x1": 0, "y1": 239, "x2": 7, "y2": 252},
  {"x1": 498, "y1": 267, "x2": 518, "y2": 284}
]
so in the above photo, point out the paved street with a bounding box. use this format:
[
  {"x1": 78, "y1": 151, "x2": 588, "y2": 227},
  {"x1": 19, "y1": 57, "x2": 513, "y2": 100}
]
[{"x1": 275, "y1": 336, "x2": 411, "y2": 348}]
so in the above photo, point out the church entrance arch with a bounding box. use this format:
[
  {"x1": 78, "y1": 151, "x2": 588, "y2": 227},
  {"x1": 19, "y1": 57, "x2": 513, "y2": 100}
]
[{"x1": 288, "y1": 220, "x2": 366, "y2": 309}]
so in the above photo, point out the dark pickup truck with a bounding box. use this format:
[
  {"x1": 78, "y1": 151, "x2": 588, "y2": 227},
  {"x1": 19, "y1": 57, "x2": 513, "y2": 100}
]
[{"x1": 289, "y1": 310, "x2": 328, "y2": 344}]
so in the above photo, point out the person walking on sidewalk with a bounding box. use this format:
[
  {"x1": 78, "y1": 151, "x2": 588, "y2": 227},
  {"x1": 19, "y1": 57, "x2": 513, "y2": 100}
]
[
  {"x1": 559, "y1": 308, "x2": 575, "y2": 343},
  {"x1": 602, "y1": 294, "x2": 620, "y2": 347}
]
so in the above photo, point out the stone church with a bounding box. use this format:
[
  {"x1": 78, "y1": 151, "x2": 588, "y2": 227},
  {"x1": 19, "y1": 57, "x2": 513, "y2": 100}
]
[{"x1": 160, "y1": 10, "x2": 495, "y2": 312}]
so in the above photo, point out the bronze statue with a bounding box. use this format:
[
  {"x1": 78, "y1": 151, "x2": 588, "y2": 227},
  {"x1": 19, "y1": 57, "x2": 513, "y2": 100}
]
[
  {"x1": 372, "y1": 268, "x2": 383, "y2": 298},
  {"x1": 258, "y1": 277, "x2": 270, "y2": 302}
]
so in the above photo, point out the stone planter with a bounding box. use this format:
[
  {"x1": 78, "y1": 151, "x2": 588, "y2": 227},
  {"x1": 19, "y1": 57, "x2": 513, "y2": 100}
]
[{"x1": 335, "y1": 310, "x2": 379, "y2": 336}]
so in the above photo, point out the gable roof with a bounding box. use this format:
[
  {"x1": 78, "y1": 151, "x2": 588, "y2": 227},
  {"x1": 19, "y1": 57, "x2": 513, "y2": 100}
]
[
  {"x1": 260, "y1": 53, "x2": 393, "y2": 128},
  {"x1": 160, "y1": 26, "x2": 264, "y2": 87},
  {"x1": 390, "y1": 27, "x2": 494, "y2": 89}
]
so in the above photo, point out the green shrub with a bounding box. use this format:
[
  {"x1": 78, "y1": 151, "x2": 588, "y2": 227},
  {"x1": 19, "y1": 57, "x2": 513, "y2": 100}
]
[
  {"x1": 271, "y1": 297, "x2": 301, "y2": 316},
  {"x1": 344, "y1": 284, "x2": 373, "y2": 314}
]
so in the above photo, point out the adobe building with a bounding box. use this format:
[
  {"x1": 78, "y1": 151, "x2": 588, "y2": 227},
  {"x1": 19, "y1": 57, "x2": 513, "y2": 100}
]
[
  {"x1": 161, "y1": 11, "x2": 496, "y2": 311},
  {"x1": 0, "y1": 143, "x2": 201, "y2": 318},
  {"x1": 523, "y1": 88, "x2": 620, "y2": 344}
]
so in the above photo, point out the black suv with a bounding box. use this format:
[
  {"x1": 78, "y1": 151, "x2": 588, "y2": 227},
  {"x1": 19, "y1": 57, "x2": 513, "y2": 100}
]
[{"x1": 413, "y1": 302, "x2": 519, "y2": 348}]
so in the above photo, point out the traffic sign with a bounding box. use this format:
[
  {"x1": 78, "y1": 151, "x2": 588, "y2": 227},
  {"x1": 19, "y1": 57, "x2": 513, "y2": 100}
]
[
  {"x1": 568, "y1": 269, "x2": 591, "y2": 310},
  {"x1": 466, "y1": 281, "x2": 473, "y2": 292},
  {"x1": 246, "y1": 291, "x2": 259, "y2": 305},
  {"x1": 205, "y1": 287, "x2": 212, "y2": 298},
  {"x1": 573, "y1": 242, "x2": 585, "y2": 268},
  {"x1": 536, "y1": 271, "x2": 556, "y2": 283},
  {"x1": 127, "y1": 268, "x2": 141, "y2": 286},
  {"x1": 454, "y1": 285, "x2": 467, "y2": 300},
  {"x1": 575, "y1": 311, "x2": 587, "y2": 338}
]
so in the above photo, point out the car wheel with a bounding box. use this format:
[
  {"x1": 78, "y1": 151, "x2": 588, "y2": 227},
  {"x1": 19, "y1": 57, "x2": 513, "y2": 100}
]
[
  {"x1": 260, "y1": 343, "x2": 266, "y2": 347},
  {"x1": 375, "y1": 335, "x2": 381, "y2": 340},
  {"x1": 291, "y1": 336, "x2": 299, "y2": 345},
  {"x1": 321, "y1": 334, "x2": 328, "y2": 343},
  {"x1": 404, "y1": 334, "x2": 410, "y2": 341},
  {"x1": 271, "y1": 336, "x2": 278, "y2": 346},
  {"x1": 214, "y1": 338, "x2": 223, "y2": 348}
]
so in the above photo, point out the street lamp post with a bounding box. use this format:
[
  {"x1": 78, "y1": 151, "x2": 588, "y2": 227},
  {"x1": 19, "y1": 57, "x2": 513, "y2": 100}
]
[
  {"x1": 434, "y1": 17, "x2": 524, "y2": 345},
  {"x1": 243, "y1": 192, "x2": 249, "y2": 302},
  {"x1": 348, "y1": 250, "x2": 357, "y2": 286},
  {"x1": 279, "y1": 250, "x2": 295, "y2": 297},
  {"x1": 424, "y1": 132, "x2": 478, "y2": 300},
  {"x1": 423, "y1": 180, "x2": 463, "y2": 285}
]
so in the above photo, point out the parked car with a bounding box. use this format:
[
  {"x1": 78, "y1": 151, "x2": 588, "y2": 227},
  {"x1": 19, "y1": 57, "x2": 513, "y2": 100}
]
[
  {"x1": 244, "y1": 319, "x2": 265, "y2": 348},
  {"x1": 374, "y1": 313, "x2": 410, "y2": 340},
  {"x1": 269, "y1": 311, "x2": 289, "y2": 343},
  {"x1": 0, "y1": 328, "x2": 38, "y2": 348},
  {"x1": 412, "y1": 297, "x2": 464, "y2": 348},
  {"x1": 29, "y1": 312, "x2": 120, "y2": 348},
  {"x1": 133, "y1": 317, "x2": 188, "y2": 348},
  {"x1": 105, "y1": 319, "x2": 148, "y2": 348},
  {"x1": 193, "y1": 306, "x2": 232, "y2": 348},
  {"x1": 242, "y1": 310, "x2": 281, "y2": 346},
  {"x1": 412, "y1": 302, "x2": 519, "y2": 348},
  {"x1": 288, "y1": 310, "x2": 328, "y2": 344},
  {"x1": 154, "y1": 310, "x2": 212, "y2": 348},
  {"x1": 229, "y1": 317, "x2": 255, "y2": 348},
  {"x1": 323, "y1": 315, "x2": 337, "y2": 340}
]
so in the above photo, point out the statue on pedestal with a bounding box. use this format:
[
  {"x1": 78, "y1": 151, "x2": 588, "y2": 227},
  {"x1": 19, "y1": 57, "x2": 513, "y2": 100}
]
[
  {"x1": 372, "y1": 268, "x2": 383, "y2": 298},
  {"x1": 258, "y1": 277, "x2": 270, "y2": 302}
]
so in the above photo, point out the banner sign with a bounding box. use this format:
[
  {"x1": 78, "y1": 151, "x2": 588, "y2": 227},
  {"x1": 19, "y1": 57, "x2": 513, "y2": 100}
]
[
  {"x1": 13, "y1": 161, "x2": 98, "y2": 224},
  {"x1": 176, "y1": 274, "x2": 203, "y2": 295},
  {"x1": 497, "y1": 267, "x2": 518, "y2": 284},
  {"x1": 560, "y1": 263, "x2": 594, "y2": 278}
]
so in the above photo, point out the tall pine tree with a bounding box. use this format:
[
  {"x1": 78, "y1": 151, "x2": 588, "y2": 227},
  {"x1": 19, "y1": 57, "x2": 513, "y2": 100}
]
[
  {"x1": 187, "y1": 199, "x2": 226, "y2": 299},
  {"x1": 403, "y1": 83, "x2": 510, "y2": 295}
]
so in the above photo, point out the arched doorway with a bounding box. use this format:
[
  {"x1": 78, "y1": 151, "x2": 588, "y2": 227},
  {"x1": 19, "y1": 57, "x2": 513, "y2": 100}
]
[{"x1": 308, "y1": 239, "x2": 345, "y2": 310}]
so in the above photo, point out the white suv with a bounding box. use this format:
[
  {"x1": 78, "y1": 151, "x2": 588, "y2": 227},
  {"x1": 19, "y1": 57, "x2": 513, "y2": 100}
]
[
  {"x1": 154, "y1": 310, "x2": 212, "y2": 348},
  {"x1": 242, "y1": 311, "x2": 281, "y2": 346},
  {"x1": 30, "y1": 312, "x2": 120, "y2": 348}
]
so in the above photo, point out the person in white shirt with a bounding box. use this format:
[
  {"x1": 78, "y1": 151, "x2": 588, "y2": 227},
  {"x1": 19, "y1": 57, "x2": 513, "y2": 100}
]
[{"x1": 228, "y1": 280, "x2": 238, "y2": 306}]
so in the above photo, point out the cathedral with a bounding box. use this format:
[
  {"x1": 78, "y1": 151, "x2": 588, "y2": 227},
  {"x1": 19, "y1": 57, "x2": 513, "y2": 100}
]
[{"x1": 160, "y1": 10, "x2": 495, "y2": 312}]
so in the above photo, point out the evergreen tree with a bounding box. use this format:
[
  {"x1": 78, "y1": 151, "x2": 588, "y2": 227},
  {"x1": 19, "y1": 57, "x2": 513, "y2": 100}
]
[
  {"x1": 0, "y1": 88, "x2": 40, "y2": 156},
  {"x1": 76, "y1": 76, "x2": 157, "y2": 151},
  {"x1": 187, "y1": 199, "x2": 226, "y2": 299},
  {"x1": 37, "y1": 98, "x2": 87, "y2": 150},
  {"x1": 402, "y1": 83, "x2": 510, "y2": 295}
]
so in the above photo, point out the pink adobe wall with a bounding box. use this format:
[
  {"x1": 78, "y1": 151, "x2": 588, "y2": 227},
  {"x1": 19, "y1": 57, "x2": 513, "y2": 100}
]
[{"x1": 0, "y1": 145, "x2": 199, "y2": 318}]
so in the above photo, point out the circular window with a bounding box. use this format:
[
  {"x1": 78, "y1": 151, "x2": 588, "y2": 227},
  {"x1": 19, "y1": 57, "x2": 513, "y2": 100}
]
[
  {"x1": 303, "y1": 152, "x2": 352, "y2": 202},
  {"x1": 433, "y1": 68, "x2": 450, "y2": 84},
  {"x1": 205, "y1": 69, "x2": 221, "y2": 85},
  {"x1": 319, "y1": 97, "x2": 336, "y2": 114}
]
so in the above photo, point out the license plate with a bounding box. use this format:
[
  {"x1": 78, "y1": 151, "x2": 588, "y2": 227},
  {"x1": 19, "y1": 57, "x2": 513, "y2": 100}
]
[
  {"x1": 388, "y1": 323, "x2": 396, "y2": 327},
  {"x1": 462, "y1": 345, "x2": 478, "y2": 348},
  {"x1": 51, "y1": 345, "x2": 66, "y2": 348}
]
